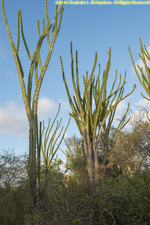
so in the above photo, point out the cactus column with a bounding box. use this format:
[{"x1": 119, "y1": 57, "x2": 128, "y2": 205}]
[
  {"x1": 2, "y1": 0, "x2": 64, "y2": 202},
  {"x1": 60, "y1": 43, "x2": 135, "y2": 184}
]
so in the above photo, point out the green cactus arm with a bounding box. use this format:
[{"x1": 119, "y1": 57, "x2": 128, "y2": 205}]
[
  {"x1": 60, "y1": 56, "x2": 83, "y2": 122},
  {"x1": 17, "y1": 11, "x2": 21, "y2": 53},
  {"x1": 45, "y1": 0, "x2": 51, "y2": 47},
  {"x1": 141, "y1": 93, "x2": 150, "y2": 101},
  {"x1": 109, "y1": 85, "x2": 135, "y2": 115},
  {"x1": 113, "y1": 103, "x2": 130, "y2": 139},
  {"x1": 87, "y1": 52, "x2": 97, "y2": 87},
  {"x1": 95, "y1": 64, "x2": 101, "y2": 90},
  {"x1": 47, "y1": 120, "x2": 62, "y2": 164},
  {"x1": 93, "y1": 49, "x2": 111, "y2": 133},
  {"x1": 118, "y1": 103, "x2": 130, "y2": 129},
  {"x1": 128, "y1": 46, "x2": 147, "y2": 91},
  {"x1": 138, "y1": 68, "x2": 149, "y2": 86},
  {"x1": 19, "y1": 11, "x2": 32, "y2": 60},
  {"x1": 143, "y1": 44, "x2": 150, "y2": 60},
  {"x1": 1, "y1": 0, "x2": 16, "y2": 52},
  {"x1": 73, "y1": 96, "x2": 80, "y2": 113},
  {"x1": 138, "y1": 50, "x2": 150, "y2": 84},
  {"x1": 106, "y1": 72, "x2": 126, "y2": 104},
  {"x1": 69, "y1": 112, "x2": 83, "y2": 134},
  {"x1": 76, "y1": 51, "x2": 82, "y2": 103},
  {"x1": 52, "y1": 5, "x2": 58, "y2": 36},
  {"x1": 41, "y1": 120, "x2": 45, "y2": 160},
  {"x1": 35, "y1": 57, "x2": 38, "y2": 86},
  {"x1": 42, "y1": 19, "x2": 45, "y2": 33},
  {"x1": 111, "y1": 86, "x2": 124, "y2": 108},
  {"x1": 89, "y1": 81, "x2": 94, "y2": 131},
  {"x1": 46, "y1": 103, "x2": 61, "y2": 143},
  {"x1": 37, "y1": 20, "x2": 41, "y2": 37},
  {"x1": 103, "y1": 48, "x2": 111, "y2": 101},
  {"x1": 27, "y1": 53, "x2": 37, "y2": 105},
  {"x1": 95, "y1": 115, "x2": 108, "y2": 152},
  {"x1": 43, "y1": 118, "x2": 51, "y2": 153},
  {"x1": 109, "y1": 70, "x2": 118, "y2": 97},
  {"x1": 106, "y1": 106, "x2": 117, "y2": 133},
  {"x1": 70, "y1": 42, "x2": 85, "y2": 121},
  {"x1": 86, "y1": 81, "x2": 94, "y2": 131},
  {"x1": 49, "y1": 120, "x2": 63, "y2": 153},
  {"x1": 37, "y1": 52, "x2": 43, "y2": 71}
]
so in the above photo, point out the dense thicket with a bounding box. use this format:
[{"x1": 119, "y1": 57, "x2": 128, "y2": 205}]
[{"x1": 0, "y1": 119, "x2": 150, "y2": 225}]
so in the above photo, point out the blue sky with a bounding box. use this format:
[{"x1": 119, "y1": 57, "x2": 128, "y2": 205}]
[{"x1": 0, "y1": 0, "x2": 150, "y2": 163}]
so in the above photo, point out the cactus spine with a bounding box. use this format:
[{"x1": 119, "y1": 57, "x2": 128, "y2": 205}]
[
  {"x1": 2, "y1": 0, "x2": 64, "y2": 202},
  {"x1": 60, "y1": 43, "x2": 135, "y2": 184}
]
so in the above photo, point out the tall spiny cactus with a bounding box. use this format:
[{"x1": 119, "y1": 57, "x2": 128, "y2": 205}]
[
  {"x1": 60, "y1": 43, "x2": 135, "y2": 184},
  {"x1": 40, "y1": 103, "x2": 70, "y2": 182},
  {"x1": 129, "y1": 38, "x2": 150, "y2": 120},
  {"x1": 2, "y1": 0, "x2": 64, "y2": 201}
]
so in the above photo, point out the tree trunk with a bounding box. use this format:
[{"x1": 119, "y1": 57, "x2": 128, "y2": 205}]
[
  {"x1": 29, "y1": 116, "x2": 37, "y2": 205},
  {"x1": 94, "y1": 149, "x2": 99, "y2": 184}
]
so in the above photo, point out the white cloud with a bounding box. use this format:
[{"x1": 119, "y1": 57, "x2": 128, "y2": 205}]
[
  {"x1": 38, "y1": 97, "x2": 57, "y2": 119},
  {"x1": 0, "y1": 97, "x2": 58, "y2": 138},
  {"x1": 0, "y1": 102, "x2": 28, "y2": 138},
  {"x1": 134, "y1": 98, "x2": 150, "y2": 108}
]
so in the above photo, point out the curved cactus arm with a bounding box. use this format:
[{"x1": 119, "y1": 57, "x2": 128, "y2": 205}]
[
  {"x1": 103, "y1": 49, "x2": 111, "y2": 102},
  {"x1": 76, "y1": 51, "x2": 82, "y2": 102},
  {"x1": 95, "y1": 64, "x2": 101, "y2": 90},
  {"x1": 16, "y1": 11, "x2": 21, "y2": 53},
  {"x1": 129, "y1": 44, "x2": 147, "y2": 91},
  {"x1": 87, "y1": 52, "x2": 97, "y2": 87},
  {"x1": 60, "y1": 56, "x2": 82, "y2": 125},
  {"x1": 19, "y1": 11, "x2": 32, "y2": 60},
  {"x1": 47, "y1": 103, "x2": 61, "y2": 142},
  {"x1": 113, "y1": 102, "x2": 130, "y2": 140},
  {"x1": 109, "y1": 70, "x2": 118, "y2": 97},
  {"x1": 70, "y1": 42, "x2": 85, "y2": 121},
  {"x1": 45, "y1": 0, "x2": 51, "y2": 47}
]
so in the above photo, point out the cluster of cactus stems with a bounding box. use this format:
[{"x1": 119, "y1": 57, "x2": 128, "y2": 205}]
[
  {"x1": 60, "y1": 43, "x2": 135, "y2": 183},
  {"x1": 2, "y1": 0, "x2": 64, "y2": 202},
  {"x1": 129, "y1": 38, "x2": 150, "y2": 121},
  {"x1": 40, "y1": 103, "x2": 70, "y2": 183}
]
